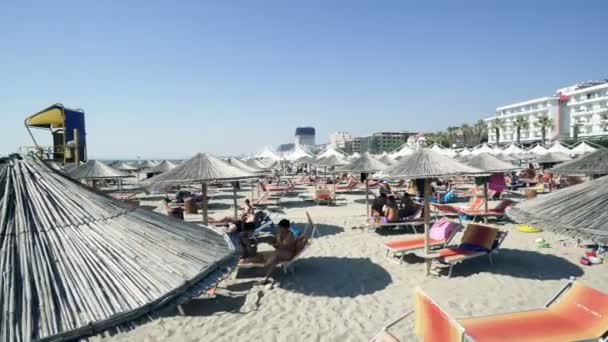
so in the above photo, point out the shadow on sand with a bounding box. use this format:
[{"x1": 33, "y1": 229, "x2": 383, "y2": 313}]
[
  {"x1": 281, "y1": 257, "x2": 391, "y2": 297},
  {"x1": 435, "y1": 248, "x2": 584, "y2": 280},
  {"x1": 212, "y1": 194, "x2": 246, "y2": 200}
]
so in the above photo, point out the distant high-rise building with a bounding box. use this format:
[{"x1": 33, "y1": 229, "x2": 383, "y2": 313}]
[
  {"x1": 351, "y1": 131, "x2": 416, "y2": 153},
  {"x1": 295, "y1": 127, "x2": 316, "y2": 146},
  {"x1": 329, "y1": 131, "x2": 353, "y2": 148}
]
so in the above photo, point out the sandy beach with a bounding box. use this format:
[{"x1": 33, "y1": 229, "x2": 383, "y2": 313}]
[{"x1": 93, "y1": 184, "x2": 608, "y2": 342}]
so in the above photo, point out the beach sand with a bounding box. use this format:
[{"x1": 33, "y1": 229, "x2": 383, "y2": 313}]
[{"x1": 95, "y1": 185, "x2": 608, "y2": 341}]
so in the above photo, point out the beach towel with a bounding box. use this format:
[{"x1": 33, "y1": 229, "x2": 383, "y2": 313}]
[{"x1": 429, "y1": 219, "x2": 458, "y2": 241}]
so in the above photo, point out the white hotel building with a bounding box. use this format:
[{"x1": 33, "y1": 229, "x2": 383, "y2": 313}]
[
  {"x1": 563, "y1": 82, "x2": 608, "y2": 138},
  {"x1": 486, "y1": 80, "x2": 608, "y2": 145}
]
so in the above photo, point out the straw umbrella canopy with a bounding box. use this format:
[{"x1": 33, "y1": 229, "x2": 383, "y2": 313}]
[
  {"x1": 528, "y1": 144, "x2": 549, "y2": 155},
  {"x1": 295, "y1": 155, "x2": 316, "y2": 164},
  {"x1": 508, "y1": 175, "x2": 608, "y2": 244},
  {"x1": 377, "y1": 149, "x2": 484, "y2": 274},
  {"x1": 465, "y1": 153, "x2": 520, "y2": 214},
  {"x1": 0, "y1": 156, "x2": 235, "y2": 341},
  {"x1": 243, "y1": 158, "x2": 274, "y2": 170},
  {"x1": 338, "y1": 153, "x2": 387, "y2": 216},
  {"x1": 494, "y1": 153, "x2": 518, "y2": 162},
  {"x1": 137, "y1": 160, "x2": 158, "y2": 169},
  {"x1": 570, "y1": 141, "x2": 598, "y2": 155},
  {"x1": 68, "y1": 160, "x2": 131, "y2": 180},
  {"x1": 546, "y1": 141, "x2": 572, "y2": 154},
  {"x1": 146, "y1": 153, "x2": 258, "y2": 224},
  {"x1": 376, "y1": 154, "x2": 394, "y2": 165},
  {"x1": 113, "y1": 161, "x2": 139, "y2": 172},
  {"x1": 227, "y1": 157, "x2": 266, "y2": 174},
  {"x1": 549, "y1": 148, "x2": 608, "y2": 175},
  {"x1": 532, "y1": 152, "x2": 572, "y2": 164},
  {"x1": 142, "y1": 160, "x2": 177, "y2": 174}
]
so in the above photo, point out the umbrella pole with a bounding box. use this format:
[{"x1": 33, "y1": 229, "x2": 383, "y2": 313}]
[
  {"x1": 484, "y1": 181, "x2": 489, "y2": 223},
  {"x1": 202, "y1": 182, "x2": 208, "y2": 225},
  {"x1": 424, "y1": 178, "x2": 432, "y2": 276},
  {"x1": 251, "y1": 180, "x2": 255, "y2": 201},
  {"x1": 333, "y1": 172, "x2": 336, "y2": 204},
  {"x1": 365, "y1": 173, "x2": 369, "y2": 217},
  {"x1": 233, "y1": 181, "x2": 238, "y2": 220}
]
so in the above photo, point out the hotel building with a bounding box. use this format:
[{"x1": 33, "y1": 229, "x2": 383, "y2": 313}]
[
  {"x1": 485, "y1": 80, "x2": 608, "y2": 145},
  {"x1": 330, "y1": 131, "x2": 353, "y2": 149},
  {"x1": 562, "y1": 82, "x2": 608, "y2": 138},
  {"x1": 294, "y1": 127, "x2": 316, "y2": 146}
]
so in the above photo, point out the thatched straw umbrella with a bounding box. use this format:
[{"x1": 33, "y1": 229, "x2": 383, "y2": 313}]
[
  {"x1": 376, "y1": 154, "x2": 394, "y2": 165},
  {"x1": 376, "y1": 149, "x2": 483, "y2": 274},
  {"x1": 68, "y1": 160, "x2": 132, "y2": 192},
  {"x1": 508, "y1": 175, "x2": 608, "y2": 244},
  {"x1": 533, "y1": 152, "x2": 571, "y2": 164},
  {"x1": 137, "y1": 160, "x2": 158, "y2": 169},
  {"x1": 227, "y1": 158, "x2": 268, "y2": 200},
  {"x1": 145, "y1": 153, "x2": 257, "y2": 224},
  {"x1": 142, "y1": 160, "x2": 177, "y2": 178},
  {"x1": 0, "y1": 156, "x2": 235, "y2": 341},
  {"x1": 338, "y1": 153, "x2": 387, "y2": 216},
  {"x1": 549, "y1": 148, "x2": 608, "y2": 176},
  {"x1": 243, "y1": 158, "x2": 274, "y2": 170},
  {"x1": 315, "y1": 154, "x2": 349, "y2": 199},
  {"x1": 465, "y1": 153, "x2": 520, "y2": 214},
  {"x1": 113, "y1": 161, "x2": 139, "y2": 172}
]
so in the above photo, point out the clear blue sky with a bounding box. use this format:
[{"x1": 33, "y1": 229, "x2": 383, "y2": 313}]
[{"x1": 1, "y1": 0, "x2": 607, "y2": 159}]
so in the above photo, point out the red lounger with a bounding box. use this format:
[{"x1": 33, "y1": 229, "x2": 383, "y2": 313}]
[
  {"x1": 459, "y1": 199, "x2": 515, "y2": 218},
  {"x1": 371, "y1": 280, "x2": 608, "y2": 342},
  {"x1": 260, "y1": 181, "x2": 295, "y2": 192},
  {"x1": 432, "y1": 197, "x2": 485, "y2": 217}
]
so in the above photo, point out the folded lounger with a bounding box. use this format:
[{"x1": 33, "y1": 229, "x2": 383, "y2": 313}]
[
  {"x1": 432, "y1": 224, "x2": 508, "y2": 277},
  {"x1": 371, "y1": 280, "x2": 608, "y2": 342}
]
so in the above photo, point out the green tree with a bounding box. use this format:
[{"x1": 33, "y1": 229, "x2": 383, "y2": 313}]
[
  {"x1": 490, "y1": 118, "x2": 506, "y2": 145},
  {"x1": 446, "y1": 126, "x2": 459, "y2": 147},
  {"x1": 535, "y1": 114, "x2": 554, "y2": 145},
  {"x1": 512, "y1": 115, "x2": 529, "y2": 144},
  {"x1": 474, "y1": 120, "x2": 488, "y2": 145},
  {"x1": 460, "y1": 123, "x2": 472, "y2": 147}
]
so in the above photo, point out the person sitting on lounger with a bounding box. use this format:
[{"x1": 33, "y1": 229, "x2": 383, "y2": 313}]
[
  {"x1": 399, "y1": 192, "x2": 417, "y2": 217},
  {"x1": 383, "y1": 196, "x2": 400, "y2": 223},
  {"x1": 379, "y1": 181, "x2": 392, "y2": 196},
  {"x1": 371, "y1": 193, "x2": 388, "y2": 217},
  {"x1": 262, "y1": 219, "x2": 297, "y2": 284},
  {"x1": 241, "y1": 199, "x2": 255, "y2": 222}
]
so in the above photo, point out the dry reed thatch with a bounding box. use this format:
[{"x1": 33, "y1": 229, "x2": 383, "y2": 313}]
[
  {"x1": 243, "y1": 158, "x2": 274, "y2": 170},
  {"x1": 112, "y1": 161, "x2": 139, "y2": 172},
  {"x1": 0, "y1": 156, "x2": 235, "y2": 341},
  {"x1": 465, "y1": 152, "x2": 520, "y2": 173},
  {"x1": 137, "y1": 160, "x2": 158, "y2": 169},
  {"x1": 532, "y1": 152, "x2": 572, "y2": 164},
  {"x1": 549, "y1": 148, "x2": 608, "y2": 175},
  {"x1": 338, "y1": 153, "x2": 387, "y2": 173},
  {"x1": 376, "y1": 149, "x2": 484, "y2": 179},
  {"x1": 68, "y1": 160, "x2": 131, "y2": 180},
  {"x1": 314, "y1": 155, "x2": 348, "y2": 167},
  {"x1": 508, "y1": 175, "x2": 608, "y2": 244},
  {"x1": 142, "y1": 160, "x2": 177, "y2": 174},
  {"x1": 375, "y1": 155, "x2": 394, "y2": 165},
  {"x1": 226, "y1": 158, "x2": 266, "y2": 174},
  {"x1": 146, "y1": 153, "x2": 257, "y2": 185}
]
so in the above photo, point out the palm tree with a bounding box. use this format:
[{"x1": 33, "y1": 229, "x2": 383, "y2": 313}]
[
  {"x1": 601, "y1": 111, "x2": 608, "y2": 132},
  {"x1": 460, "y1": 123, "x2": 471, "y2": 147},
  {"x1": 572, "y1": 121, "x2": 581, "y2": 142},
  {"x1": 535, "y1": 114, "x2": 554, "y2": 145},
  {"x1": 490, "y1": 118, "x2": 505, "y2": 146},
  {"x1": 446, "y1": 127, "x2": 459, "y2": 147},
  {"x1": 474, "y1": 120, "x2": 488, "y2": 145},
  {"x1": 512, "y1": 116, "x2": 529, "y2": 144}
]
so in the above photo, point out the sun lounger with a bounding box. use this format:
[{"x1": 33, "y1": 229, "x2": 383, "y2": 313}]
[
  {"x1": 314, "y1": 188, "x2": 334, "y2": 205},
  {"x1": 459, "y1": 199, "x2": 515, "y2": 221},
  {"x1": 383, "y1": 219, "x2": 461, "y2": 263},
  {"x1": 430, "y1": 224, "x2": 508, "y2": 277},
  {"x1": 335, "y1": 177, "x2": 359, "y2": 192},
  {"x1": 260, "y1": 180, "x2": 295, "y2": 192},
  {"x1": 238, "y1": 212, "x2": 317, "y2": 275},
  {"x1": 371, "y1": 279, "x2": 608, "y2": 342},
  {"x1": 252, "y1": 190, "x2": 285, "y2": 207},
  {"x1": 431, "y1": 196, "x2": 485, "y2": 217},
  {"x1": 365, "y1": 205, "x2": 425, "y2": 233}
]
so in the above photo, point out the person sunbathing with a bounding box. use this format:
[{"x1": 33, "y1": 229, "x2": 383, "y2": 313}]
[
  {"x1": 371, "y1": 193, "x2": 388, "y2": 218},
  {"x1": 262, "y1": 219, "x2": 297, "y2": 284},
  {"x1": 383, "y1": 196, "x2": 400, "y2": 223}
]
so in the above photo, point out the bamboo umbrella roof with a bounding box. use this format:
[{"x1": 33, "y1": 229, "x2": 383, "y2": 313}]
[
  {"x1": 494, "y1": 153, "x2": 518, "y2": 162},
  {"x1": 314, "y1": 154, "x2": 348, "y2": 167},
  {"x1": 0, "y1": 157, "x2": 235, "y2": 341},
  {"x1": 390, "y1": 144, "x2": 415, "y2": 158},
  {"x1": 528, "y1": 144, "x2": 549, "y2": 155},
  {"x1": 376, "y1": 149, "x2": 484, "y2": 179},
  {"x1": 146, "y1": 153, "x2": 258, "y2": 184},
  {"x1": 113, "y1": 161, "x2": 139, "y2": 172},
  {"x1": 546, "y1": 141, "x2": 572, "y2": 154},
  {"x1": 508, "y1": 175, "x2": 608, "y2": 244},
  {"x1": 68, "y1": 160, "x2": 131, "y2": 180},
  {"x1": 338, "y1": 153, "x2": 387, "y2": 173},
  {"x1": 295, "y1": 155, "x2": 316, "y2": 164},
  {"x1": 376, "y1": 154, "x2": 394, "y2": 165},
  {"x1": 549, "y1": 148, "x2": 608, "y2": 175},
  {"x1": 533, "y1": 152, "x2": 572, "y2": 164},
  {"x1": 142, "y1": 160, "x2": 177, "y2": 174},
  {"x1": 243, "y1": 158, "x2": 274, "y2": 170},
  {"x1": 227, "y1": 157, "x2": 266, "y2": 173},
  {"x1": 465, "y1": 153, "x2": 520, "y2": 173},
  {"x1": 502, "y1": 143, "x2": 525, "y2": 154}
]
